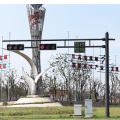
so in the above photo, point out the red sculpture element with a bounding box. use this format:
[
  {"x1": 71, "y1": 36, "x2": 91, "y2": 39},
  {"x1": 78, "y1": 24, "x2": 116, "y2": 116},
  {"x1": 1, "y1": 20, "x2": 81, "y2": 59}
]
[
  {"x1": 3, "y1": 63, "x2": 6, "y2": 69},
  {"x1": 84, "y1": 63, "x2": 87, "y2": 69},
  {"x1": 72, "y1": 62, "x2": 76, "y2": 68},
  {"x1": 30, "y1": 21, "x2": 40, "y2": 29},
  {"x1": 89, "y1": 56, "x2": 93, "y2": 61},
  {"x1": 0, "y1": 55, "x2": 2, "y2": 61},
  {"x1": 72, "y1": 54, "x2": 75, "y2": 59},
  {"x1": 78, "y1": 55, "x2": 81, "y2": 60},
  {"x1": 4, "y1": 55, "x2": 7, "y2": 60},
  {"x1": 29, "y1": 11, "x2": 40, "y2": 29},
  {"x1": 95, "y1": 57, "x2": 98, "y2": 61},
  {"x1": 100, "y1": 66, "x2": 104, "y2": 70},
  {"x1": 111, "y1": 66, "x2": 114, "y2": 71},
  {"x1": 78, "y1": 63, "x2": 81, "y2": 68},
  {"x1": 29, "y1": 11, "x2": 39, "y2": 21},
  {"x1": 29, "y1": 16, "x2": 37, "y2": 21},
  {"x1": 116, "y1": 67, "x2": 119, "y2": 72},
  {"x1": 84, "y1": 55, "x2": 87, "y2": 61},
  {"x1": 95, "y1": 65, "x2": 98, "y2": 70}
]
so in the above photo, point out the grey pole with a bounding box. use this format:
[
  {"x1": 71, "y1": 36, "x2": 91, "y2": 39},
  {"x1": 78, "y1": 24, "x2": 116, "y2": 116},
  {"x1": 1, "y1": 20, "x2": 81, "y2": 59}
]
[
  {"x1": 93, "y1": 44, "x2": 94, "y2": 100},
  {"x1": 8, "y1": 32, "x2": 10, "y2": 101},
  {"x1": 1, "y1": 36, "x2": 3, "y2": 101},
  {"x1": 105, "y1": 32, "x2": 109, "y2": 117},
  {"x1": 68, "y1": 30, "x2": 70, "y2": 101},
  {"x1": 114, "y1": 54, "x2": 117, "y2": 103}
]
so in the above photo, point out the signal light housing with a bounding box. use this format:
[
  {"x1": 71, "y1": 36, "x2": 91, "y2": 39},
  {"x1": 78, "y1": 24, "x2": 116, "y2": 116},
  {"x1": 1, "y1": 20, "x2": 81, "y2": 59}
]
[
  {"x1": 7, "y1": 44, "x2": 24, "y2": 51},
  {"x1": 39, "y1": 44, "x2": 56, "y2": 50}
]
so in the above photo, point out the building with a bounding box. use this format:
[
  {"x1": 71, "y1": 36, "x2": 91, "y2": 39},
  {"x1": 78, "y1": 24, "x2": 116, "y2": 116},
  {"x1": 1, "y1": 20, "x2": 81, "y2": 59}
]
[{"x1": 48, "y1": 90, "x2": 68, "y2": 101}]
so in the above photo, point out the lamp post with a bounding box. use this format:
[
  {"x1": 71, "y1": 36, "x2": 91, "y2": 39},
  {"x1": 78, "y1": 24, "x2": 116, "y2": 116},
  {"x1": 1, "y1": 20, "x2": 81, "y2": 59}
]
[
  {"x1": 93, "y1": 44, "x2": 95, "y2": 100},
  {"x1": 8, "y1": 32, "x2": 11, "y2": 101},
  {"x1": 68, "y1": 30, "x2": 70, "y2": 101},
  {"x1": 1, "y1": 36, "x2": 3, "y2": 102},
  {"x1": 76, "y1": 34, "x2": 78, "y2": 101},
  {"x1": 114, "y1": 54, "x2": 116, "y2": 103}
]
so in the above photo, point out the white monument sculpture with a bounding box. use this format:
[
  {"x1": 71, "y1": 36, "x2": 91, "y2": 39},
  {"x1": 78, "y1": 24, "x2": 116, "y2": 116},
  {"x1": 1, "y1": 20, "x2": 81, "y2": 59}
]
[{"x1": 3, "y1": 48, "x2": 49, "y2": 95}]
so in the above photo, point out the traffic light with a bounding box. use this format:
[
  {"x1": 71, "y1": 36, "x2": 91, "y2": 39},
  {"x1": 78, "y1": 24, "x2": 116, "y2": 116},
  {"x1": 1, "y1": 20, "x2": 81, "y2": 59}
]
[
  {"x1": 39, "y1": 44, "x2": 56, "y2": 50},
  {"x1": 7, "y1": 44, "x2": 24, "y2": 51}
]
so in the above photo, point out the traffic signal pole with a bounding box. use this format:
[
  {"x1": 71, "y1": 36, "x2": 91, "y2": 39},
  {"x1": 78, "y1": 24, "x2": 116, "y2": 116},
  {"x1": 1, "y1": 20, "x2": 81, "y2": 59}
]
[
  {"x1": 3, "y1": 38, "x2": 115, "y2": 42},
  {"x1": 105, "y1": 32, "x2": 109, "y2": 117},
  {"x1": 2, "y1": 32, "x2": 115, "y2": 118}
]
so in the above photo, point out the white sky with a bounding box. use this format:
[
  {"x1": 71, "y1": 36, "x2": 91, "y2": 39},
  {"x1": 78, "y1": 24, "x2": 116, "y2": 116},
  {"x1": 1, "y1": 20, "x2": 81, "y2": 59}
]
[{"x1": 0, "y1": 1, "x2": 120, "y2": 84}]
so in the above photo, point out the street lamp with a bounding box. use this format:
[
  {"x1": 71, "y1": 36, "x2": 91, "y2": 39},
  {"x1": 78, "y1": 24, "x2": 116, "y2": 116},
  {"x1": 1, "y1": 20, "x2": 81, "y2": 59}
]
[
  {"x1": 114, "y1": 54, "x2": 116, "y2": 103},
  {"x1": 68, "y1": 29, "x2": 70, "y2": 101},
  {"x1": 8, "y1": 32, "x2": 11, "y2": 101}
]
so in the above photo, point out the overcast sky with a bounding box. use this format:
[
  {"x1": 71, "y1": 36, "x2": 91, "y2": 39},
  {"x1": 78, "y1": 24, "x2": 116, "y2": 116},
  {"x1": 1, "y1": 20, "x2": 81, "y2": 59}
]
[{"x1": 0, "y1": 3, "x2": 120, "y2": 83}]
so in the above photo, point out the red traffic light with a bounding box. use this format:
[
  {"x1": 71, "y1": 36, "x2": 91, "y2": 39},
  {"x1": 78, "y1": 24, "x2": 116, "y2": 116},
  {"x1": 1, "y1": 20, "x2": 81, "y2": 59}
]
[
  {"x1": 40, "y1": 45, "x2": 45, "y2": 50},
  {"x1": 39, "y1": 44, "x2": 56, "y2": 50},
  {"x1": 7, "y1": 45, "x2": 12, "y2": 50},
  {"x1": 7, "y1": 44, "x2": 24, "y2": 51}
]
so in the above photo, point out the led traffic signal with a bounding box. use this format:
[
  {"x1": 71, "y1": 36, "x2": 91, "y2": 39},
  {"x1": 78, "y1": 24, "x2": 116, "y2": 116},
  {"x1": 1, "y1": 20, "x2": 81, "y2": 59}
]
[
  {"x1": 40, "y1": 44, "x2": 56, "y2": 50},
  {"x1": 7, "y1": 44, "x2": 24, "y2": 51}
]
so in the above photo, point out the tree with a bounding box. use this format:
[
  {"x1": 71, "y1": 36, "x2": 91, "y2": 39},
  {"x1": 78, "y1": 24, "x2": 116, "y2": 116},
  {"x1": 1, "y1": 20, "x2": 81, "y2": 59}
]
[
  {"x1": 43, "y1": 73, "x2": 61, "y2": 100},
  {"x1": 109, "y1": 72, "x2": 120, "y2": 103},
  {"x1": 3, "y1": 68, "x2": 28, "y2": 101},
  {"x1": 43, "y1": 53, "x2": 92, "y2": 101}
]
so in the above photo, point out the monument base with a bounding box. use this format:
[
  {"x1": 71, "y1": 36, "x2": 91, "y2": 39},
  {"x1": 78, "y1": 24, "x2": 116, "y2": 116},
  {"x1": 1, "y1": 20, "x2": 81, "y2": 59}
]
[
  {"x1": 7, "y1": 96, "x2": 62, "y2": 107},
  {"x1": 26, "y1": 95, "x2": 42, "y2": 98},
  {"x1": 15, "y1": 96, "x2": 53, "y2": 104}
]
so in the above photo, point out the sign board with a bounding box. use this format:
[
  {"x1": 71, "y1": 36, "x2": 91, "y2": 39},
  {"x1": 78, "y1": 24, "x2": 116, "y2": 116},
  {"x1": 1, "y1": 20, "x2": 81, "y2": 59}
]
[{"x1": 74, "y1": 42, "x2": 85, "y2": 53}]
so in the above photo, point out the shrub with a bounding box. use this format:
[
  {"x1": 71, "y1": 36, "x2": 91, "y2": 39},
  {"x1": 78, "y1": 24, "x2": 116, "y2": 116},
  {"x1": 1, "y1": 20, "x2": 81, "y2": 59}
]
[
  {"x1": 81, "y1": 109, "x2": 85, "y2": 117},
  {"x1": 44, "y1": 95, "x2": 50, "y2": 97},
  {"x1": 2, "y1": 101, "x2": 8, "y2": 106},
  {"x1": 69, "y1": 101, "x2": 73, "y2": 105},
  {"x1": 54, "y1": 99, "x2": 58, "y2": 102}
]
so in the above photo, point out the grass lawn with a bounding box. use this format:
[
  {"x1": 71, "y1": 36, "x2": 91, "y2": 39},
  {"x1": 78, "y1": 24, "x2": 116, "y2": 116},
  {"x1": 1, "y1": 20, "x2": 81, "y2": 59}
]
[{"x1": 0, "y1": 107, "x2": 120, "y2": 119}]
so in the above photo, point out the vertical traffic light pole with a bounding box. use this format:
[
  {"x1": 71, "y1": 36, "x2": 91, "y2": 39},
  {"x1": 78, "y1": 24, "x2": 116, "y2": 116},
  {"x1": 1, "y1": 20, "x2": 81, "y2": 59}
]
[{"x1": 105, "y1": 32, "x2": 109, "y2": 117}]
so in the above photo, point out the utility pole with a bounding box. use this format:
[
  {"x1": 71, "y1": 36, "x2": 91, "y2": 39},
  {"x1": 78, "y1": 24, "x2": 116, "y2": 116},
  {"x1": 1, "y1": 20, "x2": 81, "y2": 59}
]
[
  {"x1": 8, "y1": 32, "x2": 10, "y2": 101},
  {"x1": 114, "y1": 54, "x2": 117, "y2": 103},
  {"x1": 68, "y1": 30, "x2": 70, "y2": 101},
  {"x1": 105, "y1": 32, "x2": 109, "y2": 117}
]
